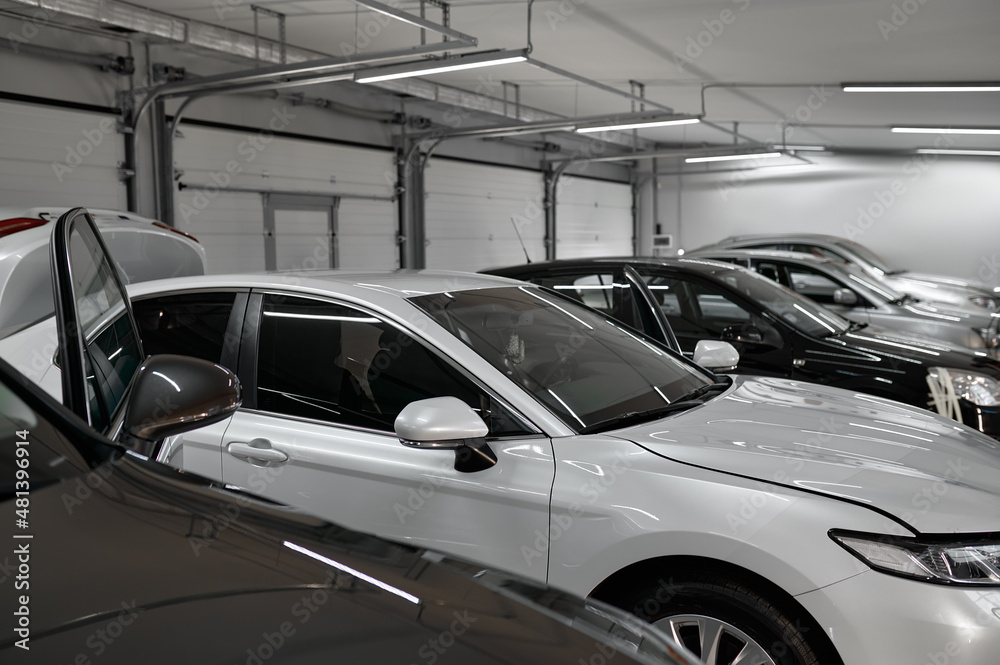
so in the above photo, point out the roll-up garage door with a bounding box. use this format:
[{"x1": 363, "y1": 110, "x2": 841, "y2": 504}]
[
  {"x1": 556, "y1": 176, "x2": 633, "y2": 259},
  {"x1": 173, "y1": 124, "x2": 397, "y2": 274},
  {"x1": 0, "y1": 100, "x2": 126, "y2": 210},
  {"x1": 425, "y1": 160, "x2": 546, "y2": 272}
]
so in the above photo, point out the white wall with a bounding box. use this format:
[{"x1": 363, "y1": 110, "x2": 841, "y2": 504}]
[{"x1": 657, "y1": 154, "x2": 1000, "y2": 287}]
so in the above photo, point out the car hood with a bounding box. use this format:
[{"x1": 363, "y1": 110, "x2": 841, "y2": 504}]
[
  {"x1": 615, "y1": 375, "x2": 1000, "y2": 534},
  {"x1": 899, "y1": 271, "x2": 995, "y2": 296}
]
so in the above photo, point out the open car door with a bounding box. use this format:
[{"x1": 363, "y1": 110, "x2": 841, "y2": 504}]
[{"x1": 49, "y1": 208, "x2": 241, "y2": 455}]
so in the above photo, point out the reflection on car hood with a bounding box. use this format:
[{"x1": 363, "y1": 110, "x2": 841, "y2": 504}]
[
  {"x1": 897, "y1": 271, "x2": 994, "y2": 295},
  {"x1": 829, "y1": 325, "x2": 1000, "y2": 373},
  {"x1": 617, "y1": 375, "x2": 1000, "y2": 534}
]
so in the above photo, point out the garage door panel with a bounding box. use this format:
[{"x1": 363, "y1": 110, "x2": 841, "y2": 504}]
[
  {"x1": 557, "y1": 176, "x2": 633, "y2": 259},
  {"x1": 174, "y1": 125, "x2": 396, "y2": 273},
  {"x1": 0, "y1": 101, "x2": 125, "y2": 210},
  {"x1": 426, "y1": 160, "x2": 546, "y2": 271}
]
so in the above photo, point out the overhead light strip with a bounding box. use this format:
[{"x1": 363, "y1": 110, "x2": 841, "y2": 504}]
[
  {"x1": 576, "y1": 117, "x2": 700, "y2": 134},
  {"x1": 916, "y1": 149, "x2": 1000, "y2": 156},
  {"x1": 356, "y1": 51, "x2": 527, "y2": 84},
  {"x1": 845, "y1": 84, "x2": 1000, "y2": 93},
  {"x1": 892, "y1": 127, "x2": 1000, "y2": 135},
  {"x1": 685, "y1": 151, "x2": 783, "y2": 164},
  {"x1": 782, "y1": 145, "x2": 826, "y2": 151}
]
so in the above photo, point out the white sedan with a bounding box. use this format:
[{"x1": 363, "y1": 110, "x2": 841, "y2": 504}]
[{"x1": 6, "y1": 266, "x2": 1000, "y2": 665}]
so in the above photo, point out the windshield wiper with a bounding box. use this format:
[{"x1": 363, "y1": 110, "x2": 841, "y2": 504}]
[{"x1": 578, "y1": 378, "x2": 732, "y2": 435}]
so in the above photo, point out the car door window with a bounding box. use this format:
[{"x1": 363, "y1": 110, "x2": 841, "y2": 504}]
[
  {"x1": 256, "y1": 295, "x2": 532, "y2": 437},
  {"x1": 783, "y1": 265, "x2": 847, "y2": 305},
  {"x1": 59, "y1": 214, "x2": 143, "y2": 433},
  {"x1": 644, "y1": 274, "x2": 753, "y2": 339},
  {"x1": 133, "y1": 293, "x2": 237, "y2": 364},
  {"x1": 531, "y1": 271, "x2": 650, "y2": 335}
]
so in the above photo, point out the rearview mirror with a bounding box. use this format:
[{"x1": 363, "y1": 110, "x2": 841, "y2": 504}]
[
  {"x1": 693, "y1": 340, "x2": 740, "y2": 372},
  {"x1": 833, "y1": 288, "x2": 858, "y2": 306},
  {"x1": 395, "y1": 396, "x2": 497, "y2": 473},
  {"x1": 122, "y1": 354, "x2": 242, "y2": 457}
]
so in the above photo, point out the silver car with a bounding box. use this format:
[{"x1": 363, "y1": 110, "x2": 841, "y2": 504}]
[
  {"x1": 693, "y1": 232, "x2": 1000, "y2": 310},
  {"x1": 8, "y1": 265, "x2": 1000, "y2": 664},
  {"x1": 692, "y1": 248, "x2": 1000, "y2": 353}
]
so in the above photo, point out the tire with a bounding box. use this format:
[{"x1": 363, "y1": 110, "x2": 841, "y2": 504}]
[{"x1": 625, "y1": 571, "x2": 828, "y2": 665}]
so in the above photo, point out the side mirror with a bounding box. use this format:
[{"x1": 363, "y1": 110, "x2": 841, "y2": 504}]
[
  {"x1": 395, "y1": 396, "x2": 497, "y2": 473},
  {"x1": 122, "y1": 354, "x2": 242, "y2": 457},
  {"x1": 693, "y1": 340, "x2": 740, "y2": 372},
  {"x1": 833, "y1": 288, "x2": 858, "y2": 306}
]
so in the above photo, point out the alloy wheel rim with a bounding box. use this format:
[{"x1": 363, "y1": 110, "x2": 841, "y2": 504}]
[{"x1": 653, "y1": 613, "x2": 778, "y2": 665}]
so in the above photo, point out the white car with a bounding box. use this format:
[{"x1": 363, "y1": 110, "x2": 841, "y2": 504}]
[
  {"x1": 0, "y1": 206, "x2": 205, "y2": 337},
  {"x1": 6, "y1": 219, "x2": 1000, "y2": 665}
]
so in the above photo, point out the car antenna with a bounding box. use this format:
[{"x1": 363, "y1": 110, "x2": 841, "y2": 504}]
[{"x1": 511, "y1": 216, "x2": 532, "y2": 264}]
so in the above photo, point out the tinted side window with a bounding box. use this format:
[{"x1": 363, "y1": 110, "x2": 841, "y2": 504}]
[
  {"x1": 257, "y1": 295, "x2": 531, "y2": 436},
  {"x1": 784, "y1": 265, "x2": 843, "y2": 304},
  {"x1": 645, "y1": 275, "x2": 752, "y2": 336},
  {"x1": 133, "y1": 293, "x2": 237, "y2": 364},
  {"x1": 530, "y1": 271, "x2": 646, "y2": 333}
]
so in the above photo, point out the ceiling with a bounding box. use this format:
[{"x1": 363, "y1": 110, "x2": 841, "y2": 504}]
[{"x1": 60, "y1": 0, "x2": 1000, "y2": 153}]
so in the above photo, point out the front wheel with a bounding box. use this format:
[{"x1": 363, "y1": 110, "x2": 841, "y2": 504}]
[{"x1": 630, "y1": 571, "x2": 831, "y2": 665}]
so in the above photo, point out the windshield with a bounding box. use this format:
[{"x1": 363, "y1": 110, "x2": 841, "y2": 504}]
[
  {"x1": 830, "y1": 239, "x2": 902, "y2": 275},
  {"x1": 701, "y1": 264, "x2": 852, "y2": 337},
  {"x1": 409, "y1": 286, "x2": 712, "y2": 431},
  {"x1": 835, "y1": 264, "x2": 908, "y2": 303}
]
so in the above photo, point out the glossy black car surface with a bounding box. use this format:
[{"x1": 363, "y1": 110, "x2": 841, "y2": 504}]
[
  {"x1": 0, "y1": 348, "x2": 691, "y2": 665},
  {"x1": 486, "y1": 258, "x2": 1000, "y2": 438},
  {"x1": 0, "y1": 209, "x2": 695, "y2": 664}
]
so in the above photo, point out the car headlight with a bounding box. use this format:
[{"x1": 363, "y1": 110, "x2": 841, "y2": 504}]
[
  {"x1": 929, "y1": 367, "x2": 1000, "y2": 406},
  {"x1": 970, "y1": 296, "x2": 1000, "y2": 311},
  {"x1": 831, "y1": 530, "x2": 1000, "y2": 585}
]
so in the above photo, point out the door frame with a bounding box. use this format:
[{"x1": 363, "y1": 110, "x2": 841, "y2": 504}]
[{"x1": 262, "y1": 193, "x2": 340, "y2": 271}]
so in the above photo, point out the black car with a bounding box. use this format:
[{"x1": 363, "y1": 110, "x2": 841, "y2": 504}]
[
  {"x1": 0, "y1": 209, "x2": 695, "y2": 664},
  {"x1": 485, "y1": 257, "x2": 1000, "y2": 438}
]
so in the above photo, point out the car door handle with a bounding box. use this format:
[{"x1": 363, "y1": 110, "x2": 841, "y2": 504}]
[{"x1": 227, "y1": 439, "x2": 288, "y2": 464}]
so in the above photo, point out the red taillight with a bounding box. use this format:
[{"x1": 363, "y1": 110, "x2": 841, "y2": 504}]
[
  {"x1": 0, "y1": 217, "x2": 48, "y2": 238},
  {"x1": 152, "y1": 221, "x2": 200, "y2": 244}
]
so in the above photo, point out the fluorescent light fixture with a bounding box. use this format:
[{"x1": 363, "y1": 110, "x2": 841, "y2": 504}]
[
  {"x1": 782, "y1": 145, "x2": 826, "y2": 151},
  {"x1": 576, "y1": 117, "x2": 700, "y2": 134},
  {"x1": 845, "y1": 84, "x2": 1000, "y2": 93},
  {"x1": 892, "y1": 127, "x2": 1000, "y2": 135},
  {"x1": 916, "y1": 149, "x2": 1000, "y2": 156},
  {"x1": 685, "y1": 151, "x2": 782, "y2": 163},
  {"x1": 356, "y1": 50, "x2": 526, "y2": 84}
]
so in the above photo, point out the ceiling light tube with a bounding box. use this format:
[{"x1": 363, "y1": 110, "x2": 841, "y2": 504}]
[
  {"x1": 916, "y1": 149, "x2": 1000, "y2": 156},
  {"x1": 782, "y1": 145, "x2": 826, "y2": 151},
  {"x1": 576, "y1": 117, "x2": 700, "y2": 134},
  {"x1": 844, "y1": 83, "x2": 1000, "y2": 93},
  {"x1": 685, "y1": 151, "x2": 782, "y2": 163},
  {"x1": 892, "y1": 127, "x2": 1000, "y2": 135},
  {"x1": 356, "y1": 50, "x2": 526, "y2": 84}
]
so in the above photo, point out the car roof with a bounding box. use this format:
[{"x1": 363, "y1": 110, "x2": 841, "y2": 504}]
[
  {"x1": 0, "y1": 207, "x2": 161, "y2": 225},
  {"x1": 692, "y1": 248, "x2": 839, "y2": 265},
  {"x1": 128, "y1": 269, "x2": 524, "y2": 301},
  {"x1": 485, "y1": 256, "x2": 740, "y2": 277}
]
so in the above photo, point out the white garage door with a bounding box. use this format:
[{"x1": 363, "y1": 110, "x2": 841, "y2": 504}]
[
  {"x1": 173, "y1": 124, "x2": 397, "y2": 274},
  {"x1": 0, "y1": 100, "x2": 126, "y2": 210},
  {"x1": 556, "y1": 176, "x2": 633, "y2": 259},
  {"x1": 425, "y1": 160, "x2": 546, "y2": 271}
]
